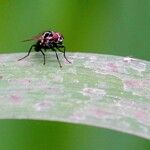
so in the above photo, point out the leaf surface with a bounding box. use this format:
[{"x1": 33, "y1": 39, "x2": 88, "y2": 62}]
[{"x1": 0, "y1": 52, "x2": 150, "y2": 139}]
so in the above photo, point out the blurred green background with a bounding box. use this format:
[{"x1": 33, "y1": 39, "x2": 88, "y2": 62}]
[
  {"x1": 0, "y1": 120, "x2": 150, "y2": 150},
  {"x1": 0, "y1": 0, "x2": 150, "y2": 60},
  {"x1": 0, "y1": 0, "x2": 150, "y2": 150}
]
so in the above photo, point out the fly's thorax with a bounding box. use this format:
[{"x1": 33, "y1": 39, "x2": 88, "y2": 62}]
[{"x1": 39, "y1": 31, "x2": 64, "y2": 44}]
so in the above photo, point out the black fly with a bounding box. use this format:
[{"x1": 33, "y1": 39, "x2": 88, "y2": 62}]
[{"x1": 18, "y1": 31, "x2": 71, "y2": 68}]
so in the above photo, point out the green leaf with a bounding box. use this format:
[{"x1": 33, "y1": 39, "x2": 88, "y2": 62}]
[{"x1": 0, "y1": 52, "x2": 150, "y2": 139}]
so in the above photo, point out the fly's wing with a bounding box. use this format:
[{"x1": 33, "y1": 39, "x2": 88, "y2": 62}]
[{"x1": 21, "y1": 32, "x2": 44, "y2": 42}]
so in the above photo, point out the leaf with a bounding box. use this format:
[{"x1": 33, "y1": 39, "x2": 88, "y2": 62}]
[{"x1": 0, "y1": 52, "x2": 150, "y2": 139}]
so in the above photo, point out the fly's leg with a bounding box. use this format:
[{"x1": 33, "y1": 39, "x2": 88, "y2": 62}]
[
  {"x1": 55, "y1": 51, "x2": 62, "y2": 68},
  {"x1": 51, "y1": 48, "x2": 62, "y2": 68},
  {"x1": 57, "y1": 46, "x2": 71, "y2": 63},
  {"x1": 18, "y1": 45, "x2": 35, "y2": 61},
  {"x1": 40, "y1": 50, "x2": 46, "y2": 65}
]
